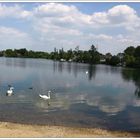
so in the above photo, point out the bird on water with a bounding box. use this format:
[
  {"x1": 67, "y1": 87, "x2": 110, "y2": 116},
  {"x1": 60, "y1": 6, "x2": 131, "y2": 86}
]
[
  {"x1": 39, "y1": 90, "x2": 51, "y2": 100},
  {"x1": 6, "y1": 86, "x2": 14, "y2": 96}
]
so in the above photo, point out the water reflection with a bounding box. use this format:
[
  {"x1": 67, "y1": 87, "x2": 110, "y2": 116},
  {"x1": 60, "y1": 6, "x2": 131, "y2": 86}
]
[
  {"x1": 58, "y1": 62, "x2": 64, "y2": 73},
  {"x1": 135, "y1": 88, "x2": 140, "y2": 98},
  {"x1": 88, "y1": 65, "x2": 96, "y2": 80},
  {"x1": 52, "y1": 61, "x2": 97, "y2": 80},
  {"x1": 67, "y1": 62, "x2": 72, "y2": 73},
  {"x1": 5, "y1": 58, "x2": 26, "y2": 68},
  {"x1": 86, "y1": 96, "x2": 126, "y2": 115},
  {"x1": 0, "y1": 58, "x2": 140, "y2": 130},
  {"x1": 121, "y1": 68, "x2": 140, "y2": 99},
  {"x1": 53, "y1": 61, "x2": 57, "y2": 73}
]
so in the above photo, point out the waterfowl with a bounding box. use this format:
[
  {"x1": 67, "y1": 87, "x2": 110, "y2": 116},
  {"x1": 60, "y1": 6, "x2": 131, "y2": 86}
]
[
  {"x1": 29, "y1": 87, "x2": 33, "y2": 90},
  {"x1": 86, "y1": 71, "x2": 88, "y2": 74},
  {"x1": 6, "y1": 87, "x2": 14, "y2": 96},
  {"x1": 39, "y1": 90, "x2": 51, "y2": 100}
]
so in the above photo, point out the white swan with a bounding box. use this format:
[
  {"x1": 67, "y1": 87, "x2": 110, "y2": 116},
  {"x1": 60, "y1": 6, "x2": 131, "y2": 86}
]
[
  {"x1": 86, "y1": 71, "x2": 88, "y2": 74},
  {"x1": 6, "y1": 87, "x2": 14, "y2": 96},
  {"x1": 39, "y1": 90, "x2": 51, "y2": 100}
]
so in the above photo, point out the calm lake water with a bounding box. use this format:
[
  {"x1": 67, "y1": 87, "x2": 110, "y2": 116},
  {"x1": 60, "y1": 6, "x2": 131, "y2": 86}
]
[{"x1": 0, "y1": 57, "x2": 140, "y2": 131}]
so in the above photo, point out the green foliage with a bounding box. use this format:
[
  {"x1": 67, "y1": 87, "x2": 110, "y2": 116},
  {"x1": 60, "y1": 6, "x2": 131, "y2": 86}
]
[
  {"x1": 88, "y1": 45, "x2": 100, "y2": 64},
  {"x1": 135, "y1": 57, "x2": 140, "y2": 67},
  {"x1": 121, "y1": 68, "x2": 140, "y2": 86},
  {"x1": 124, "y1": 46, "x2": 135, "y2": 56},
  {"x1": 4, "y1": 48, "x2": 49, "y2": 59},
  {"x1": 124, "y1": 55, "x2": 135, "y2": 67},
  {"x1": 47, "y1": 44, "x2": 101, "y2": 64},
  {"x1": 15, "y1": 48, "x2": 28, "y2": 57},
  {"x1": 0, "y1": 51, "x2": 4, "y2": 57},
  {"x1": 123, "y1": 46, "x2": 140, "y2": 68},
  {"x1": 0, "y1": 45, "x2": 140, "y2": 68},
  {"x1": 1, "y1": 46, "x2": 101, "y2": 64},
  {"x1": 109, "y1": 56, "x2": 120, "y2": 66},
  {"x1": 5, "y1": 49, "x2": 17, "y2": 57},
  {"x1": 134, "y1": 46, "x2": 140, "y2": 57}
]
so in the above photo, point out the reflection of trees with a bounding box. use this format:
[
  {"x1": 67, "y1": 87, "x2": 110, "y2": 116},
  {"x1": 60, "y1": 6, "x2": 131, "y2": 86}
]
[
  {"x1": 135, "y1": 87, "x2": 140, "y2": 98},
  {"x1": 67, "y1": 63, "x2": 72, "y2": 73},
  {"x1": 52, "y1": 61, "x2": 97, "y2": 80},
  {"x1": 5, "y1": 58, "x2": 13, "y2": 66},
  {"x1": 110, "y1": 66, "x2": 121, "y2": 73},
  {"x1": 58, "y1": 62, "x2": 63, "y2": 73},
  {"x1": 53, "y1": 61, "x2": 57, "y2": 73},
  {"x1": 88, "y1": 64, "x2": 96, "y2": 80},
  {"x1": 121, "y1": 68, "x2": 140, "y2": 98},
  {"x1": 5, "y1": 58, "x2": 26, "y2": 68},
  {"x1": 73, "y1": 63, "x2": 78, "y2": 77},
  {"x1": 14, "y1": 58, "x2": 26, "y2": 68}
]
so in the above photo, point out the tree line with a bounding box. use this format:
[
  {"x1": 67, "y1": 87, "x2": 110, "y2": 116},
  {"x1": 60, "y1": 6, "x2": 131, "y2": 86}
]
[{"x1": 0, "y1": 45, "x2": 140, "y2": 68}]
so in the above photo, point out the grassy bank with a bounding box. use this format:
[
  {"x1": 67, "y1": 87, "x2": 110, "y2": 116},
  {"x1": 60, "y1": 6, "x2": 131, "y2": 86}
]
[{"x1": 0, "y1": 121, "x2": 139, "y2": 138}]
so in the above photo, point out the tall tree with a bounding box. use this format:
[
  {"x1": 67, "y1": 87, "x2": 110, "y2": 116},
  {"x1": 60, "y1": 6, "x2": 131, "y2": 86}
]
[
  {"x1": 134, "y1": 46, "x2": 140, "y2": 57},
  {"x1": 124, "y1": 46, "x2": 135, "y2": 56}
]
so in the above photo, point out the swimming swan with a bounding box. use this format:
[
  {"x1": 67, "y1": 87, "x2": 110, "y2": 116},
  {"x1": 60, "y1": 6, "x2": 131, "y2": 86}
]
[
  {"x1": 6, "y1": 87, "x2": 14, "y2": 96},
  {"x1": 86, "y1": 71, "x2": 88, "y2": 74},
  {"x1": 39, "y1": 91, "x2": 51, "y2": 100}
]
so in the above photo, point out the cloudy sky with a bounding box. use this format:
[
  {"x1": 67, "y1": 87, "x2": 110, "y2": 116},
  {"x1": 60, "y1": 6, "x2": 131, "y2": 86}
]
[{"x1": 0, "y1": 2, "x2": 140, "y2": 55}]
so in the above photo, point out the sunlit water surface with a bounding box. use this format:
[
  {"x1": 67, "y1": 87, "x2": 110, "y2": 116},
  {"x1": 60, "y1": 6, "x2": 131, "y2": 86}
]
[{"x1": 0, "y1": 57, "x2": 140, "y2": 131}]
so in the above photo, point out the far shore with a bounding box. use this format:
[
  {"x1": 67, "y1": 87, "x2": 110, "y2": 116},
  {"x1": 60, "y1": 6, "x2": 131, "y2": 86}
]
[{"x1": 0, "y1": 121, "x2": 139, "y2": 138}]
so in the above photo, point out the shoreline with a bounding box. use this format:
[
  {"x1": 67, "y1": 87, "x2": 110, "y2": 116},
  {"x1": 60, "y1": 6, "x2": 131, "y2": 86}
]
[{"x1": 0, "y1": 121, "x2": 139, "y2": 138}]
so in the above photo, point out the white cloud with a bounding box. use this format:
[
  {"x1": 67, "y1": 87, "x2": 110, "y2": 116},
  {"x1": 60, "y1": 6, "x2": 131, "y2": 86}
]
[
  {"x1": 0, "y1": 3, "x2": 140, "y2": 54},
  {"x1": 89, "y1": 34, "x2": 113, "y2": 40},
  {"x1": 33, "y1": 3, "x2": 78, "y2": 17},
  {"x1": 0, "y1": 4, "x2": 31, "y2": 19},
  {"x1": 0, "y1": 26, "x2": 27, "y2": 37},
  {"x1": 31, "y1": 3, "x2": 140, "y2": 53},
  {"x1": 33, "y1": 3, "x2": 90, "y2": 24},
  {"x1": 91, "y1": 12, "x2": 109, "y2": 25},
  {"x1": 0, "y1": 26, "x2": 33, "y2": 50},
  {"x1": 108, "y1": 5, "x2": 136, "y2": 20},
  {"x1": 91, "y1": 5, "x2": 140, "y2": 28}
]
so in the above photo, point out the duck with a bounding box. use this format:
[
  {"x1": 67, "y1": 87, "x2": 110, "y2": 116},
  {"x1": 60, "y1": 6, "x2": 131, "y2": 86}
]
[
  {"x1": 39, "y1": 90, "x2": 51, "y2": 100},
  {"x1": 6, "y1": 87, "x2": 14, "y2": 96},
  {"x1": 29, "y1": 87, "x2": 33, "y2": 90}
]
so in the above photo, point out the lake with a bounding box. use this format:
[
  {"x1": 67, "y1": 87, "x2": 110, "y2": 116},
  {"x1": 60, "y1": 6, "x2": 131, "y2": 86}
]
[{"x1": 0, "y1": 57, "x2": 140, "y2": 131}]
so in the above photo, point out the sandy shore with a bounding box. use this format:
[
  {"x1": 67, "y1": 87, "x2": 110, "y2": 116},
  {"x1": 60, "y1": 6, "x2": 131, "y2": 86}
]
[{"x1": 0, "y1": 121, "x2": 139, "y2": 138}]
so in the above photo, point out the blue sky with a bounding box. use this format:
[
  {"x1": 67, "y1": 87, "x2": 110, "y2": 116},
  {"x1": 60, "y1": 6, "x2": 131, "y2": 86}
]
[
  {"x1": 67, "y1": 2, "x2": 140, "y2": 14},
  {"x1": 0, "y1": 2, "x2": 140, "y2": 54}
]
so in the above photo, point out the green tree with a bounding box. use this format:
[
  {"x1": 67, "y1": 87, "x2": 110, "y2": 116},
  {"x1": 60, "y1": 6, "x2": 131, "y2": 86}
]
[
  {"x1": 109, "y1": 56, "x2": 120, "y2": 66},
  {"x1": 124, "y1": 55, "x2": 135, "y2": 67},
  {"x1": 124, "y1": 46, "x2": 135, "y2": 56},
  {"x1": 0, "y1": 51, "x2": 3, "y2": 57},
  {"x1": 66, "y1": 49, "x2": 73, "y2": 61},
  {"x1": 134, "y1": 46, "x2": 140, "y2": 57},
  {"x1": 134, "y1": 46, "x2": 140, "y2": 67},
  {"x1": 5, "y1": 49, "x2": 17, "y2": 57},
  {"x1": 88, "y1": 45, "x2": 100, "y2": 64},
  {"x1": 15, "y1": 48, "x2": 28, "y2": 57}
]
